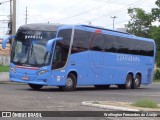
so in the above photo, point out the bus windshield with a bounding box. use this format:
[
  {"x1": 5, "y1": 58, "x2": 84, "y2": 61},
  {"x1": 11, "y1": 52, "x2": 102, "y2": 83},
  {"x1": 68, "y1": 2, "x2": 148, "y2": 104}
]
[{"x1": 11, "y1": 30, "x2": 55, "y2": 67}]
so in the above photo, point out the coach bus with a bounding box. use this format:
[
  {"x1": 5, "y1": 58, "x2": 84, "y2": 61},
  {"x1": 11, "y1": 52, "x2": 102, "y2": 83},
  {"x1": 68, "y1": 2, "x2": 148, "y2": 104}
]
[{"x1": 2, "y1": 24, "x2": 156, "y2": 91}]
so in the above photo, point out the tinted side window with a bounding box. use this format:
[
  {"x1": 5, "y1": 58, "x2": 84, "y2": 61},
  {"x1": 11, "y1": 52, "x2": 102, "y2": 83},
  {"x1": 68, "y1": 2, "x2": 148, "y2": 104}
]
[
  {"x1": 103, "y1": 35, "x2": 118, "y2": 52},
  {"x1": 116, "y1": 37, "x2": 129, "y2": 54},
  {"x1": 103, "y1": 34, "x2": 154, "y2": 56},
  {"x1": 58, "y1": 29, "x2": 72, "y2": 48},
  {"x1": 91, "y1": 35, "x2": 104, "y2": 51},
  {"x1": 89, "y1": 32, "x2": 104, "y2": 51},
  {"x1": 135, "y1": 40, "x2": 154, "y2": 56},
  {"x1": 52, "y1": 42, "x2": 67, "y2": 69},
  {"x1": 71, "y1": 30, "x2": 90, "y2": 53},
  {"x1": 70, "y1": 28, "x2": 154, "y2": 56},
  {"x1": 52, "y1": 29, "x2": 72, "y2": 69}
]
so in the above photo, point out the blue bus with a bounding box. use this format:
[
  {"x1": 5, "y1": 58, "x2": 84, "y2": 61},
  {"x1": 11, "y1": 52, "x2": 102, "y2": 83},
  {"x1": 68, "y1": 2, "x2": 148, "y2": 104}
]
[{"x1": 2, "y1": 24, "x2": 156, "y2": 91}]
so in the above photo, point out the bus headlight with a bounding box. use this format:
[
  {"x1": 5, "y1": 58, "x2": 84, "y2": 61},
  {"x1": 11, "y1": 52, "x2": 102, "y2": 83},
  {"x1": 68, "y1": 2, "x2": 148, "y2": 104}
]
[
  {"x1": 10, "y1": 67, "x2": 16, "y2": 73},
  {"x1": 38, "y1": 70, "x2": 48, "y2": 76}
]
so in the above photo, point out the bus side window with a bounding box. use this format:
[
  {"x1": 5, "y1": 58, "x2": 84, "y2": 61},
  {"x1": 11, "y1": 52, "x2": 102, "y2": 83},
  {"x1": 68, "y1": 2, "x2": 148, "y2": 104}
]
[
  {"x1": 52, "y1": 45, "x2": 61, "y2": 69},
  {"x1": 90, "y1": 35, "x2": 104, "y2": 51},
  {"x1": 52, "y1": 42, "x2": 67, "y2": 69}
]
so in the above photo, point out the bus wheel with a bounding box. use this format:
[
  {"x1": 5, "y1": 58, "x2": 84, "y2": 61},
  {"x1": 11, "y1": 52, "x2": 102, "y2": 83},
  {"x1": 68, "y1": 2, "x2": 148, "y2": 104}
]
[
  {"x1": 125, "y1": 74, "x2": 133, "y2": 89},
  {"x1": 118, "y1": 74, "x2": 133, "y2": 89},
  {"x1": 28, "y1": 84, "x2": 43, "y2": 90},
  {"x1": 94, "y1": 85, "x2": 110, "y2": 89},
  {"x1": 62, "y1": 73, "x2": 77, "y2": 91},
  {"x1": 132, "y1": 74, "x2": 141, "y2": 89}
]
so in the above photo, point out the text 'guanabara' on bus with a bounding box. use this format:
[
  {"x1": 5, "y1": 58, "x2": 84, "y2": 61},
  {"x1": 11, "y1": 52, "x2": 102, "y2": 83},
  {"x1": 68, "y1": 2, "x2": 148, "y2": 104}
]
[{"x1": 2, "y1": 23, "x2": 156, "y2": 91}]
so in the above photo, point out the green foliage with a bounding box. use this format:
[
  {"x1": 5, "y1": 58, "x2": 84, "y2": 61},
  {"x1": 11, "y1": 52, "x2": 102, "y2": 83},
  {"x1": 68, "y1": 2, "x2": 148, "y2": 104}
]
[
  {"x1": 126, "y1": 0, "x2": 160, "y2": 67},
  {"x1": 152, "y1": 0, "x2": 160, "y2": 22},
  {"x1": 155, "y1": 51, "x2": 160, "y2": 67},
  {"x1": 125, "y1": 8, "x2": 153, "y2": 38},
  {"x1": 154, "y1": 69, "x2": 160, "y2": 80},
  {"x1": 150, "y1": 26, "x2": 160, "y2": 67},
  {"x1": 150, "y1": 26, "x2": 160, "y2": 44},
  {"x1": 126, "y1": 0, "x2": 160, "y2": 38},
  {"x1": 132, "y1": 99, "x2": 159, "y2": 108},
  {"x1": 0, "y1": 64, "x2": 10, "y2": 72}
]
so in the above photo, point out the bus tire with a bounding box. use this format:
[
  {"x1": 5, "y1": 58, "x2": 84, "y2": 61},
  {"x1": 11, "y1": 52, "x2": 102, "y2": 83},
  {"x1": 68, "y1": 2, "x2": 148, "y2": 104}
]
[
  {"x1": 132, "y1": 74, "x2": 141, "y2": 89},
  {"x1": 125, "y1": 74, "x2": 133, "y2": 89},
  {"x1": 28, "y1": 84, "x2": 43, "y2": 90},
  {"x1": 118, "y1": 74, "x2": 133, "y2": 89},
  {"x1": 62, "y1": 73, "x2": 77, "y2": 91}
]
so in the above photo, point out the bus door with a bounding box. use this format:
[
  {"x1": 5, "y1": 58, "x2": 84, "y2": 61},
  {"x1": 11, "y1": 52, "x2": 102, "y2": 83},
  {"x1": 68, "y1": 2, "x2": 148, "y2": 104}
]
[{"x1": 51, "y1": 29, "x2": 72, "y2": 85}]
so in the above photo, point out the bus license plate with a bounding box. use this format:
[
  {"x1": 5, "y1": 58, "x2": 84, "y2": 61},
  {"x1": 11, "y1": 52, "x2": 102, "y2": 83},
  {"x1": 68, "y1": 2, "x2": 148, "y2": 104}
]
[{"x1": 22, "y1": 76, "x2": 29, "y2": 80}]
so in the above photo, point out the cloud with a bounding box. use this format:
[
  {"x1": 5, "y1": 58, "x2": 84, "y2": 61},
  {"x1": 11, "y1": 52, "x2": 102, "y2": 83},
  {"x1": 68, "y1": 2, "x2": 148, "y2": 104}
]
[{"x1": 0, "y1": 0, "x2": 157, "y2": 34}]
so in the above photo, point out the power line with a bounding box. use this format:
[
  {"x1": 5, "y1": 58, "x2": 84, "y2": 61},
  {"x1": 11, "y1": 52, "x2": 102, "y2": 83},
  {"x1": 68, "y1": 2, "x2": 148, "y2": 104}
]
[
  {"x1": 0, "y1": 0, "x2": 10, "y2": 5},
  {"x1": 48, "y1": 0, "x2": 88, "y2": 21},
  {"x1": 106, "y1": 19, "x2": 130, "y2": 27},
  {"x1": 0, "y1": 20, "x2": 9, "y2": 21},
  {"x1": 57, "y1": 0, "x2": 114, "y2": 22},
  {"x1": 93, "y1": 0, "x2": 154, "y2": 8},
  {"x1": 80, "y1": 0, "x2": 149, "y2": 24},
  {"x1": 84, "y1": 0, "x2": 145, "y2": 23},
  {"x1": 57, "y1": 0, "x2": 85, "y2": 12}
]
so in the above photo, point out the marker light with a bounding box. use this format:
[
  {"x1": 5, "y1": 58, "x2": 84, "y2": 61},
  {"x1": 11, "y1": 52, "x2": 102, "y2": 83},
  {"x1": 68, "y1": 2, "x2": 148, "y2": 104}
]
[
  {"x1": 10, "y1": 67, "x2": 16, "y2": 73},
  {"x1": 95, "y1": 29, "x2": 102, "y2": 33},
  {"x1": 38, "y1": 70, "x2": 48, "y2": 76}
]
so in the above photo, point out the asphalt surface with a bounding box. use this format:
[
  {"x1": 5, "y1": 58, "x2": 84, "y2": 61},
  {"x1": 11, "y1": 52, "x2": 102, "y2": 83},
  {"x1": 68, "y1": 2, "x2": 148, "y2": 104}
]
[
  {"x1": 0, "y1": 83, "x2": 160, "y2": 120},
  {"x1": 0, "y1": 72, "x2": 9, "y2": 81}
]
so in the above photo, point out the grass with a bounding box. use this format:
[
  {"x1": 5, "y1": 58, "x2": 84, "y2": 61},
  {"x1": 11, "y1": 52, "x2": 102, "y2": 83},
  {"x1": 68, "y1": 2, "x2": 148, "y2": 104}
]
[
  {"x1": 0, "y1": 64, "x2": 9, "y2": 72},
  {"x1": 92, "y1": 101, "x2": 100, "y2": 104},
  {"x1": 153, "y1": 79, "x2": 160, "y2": 83},
  {"x1": 131, "y1": 99, "x2": 159, "y2": 108}
]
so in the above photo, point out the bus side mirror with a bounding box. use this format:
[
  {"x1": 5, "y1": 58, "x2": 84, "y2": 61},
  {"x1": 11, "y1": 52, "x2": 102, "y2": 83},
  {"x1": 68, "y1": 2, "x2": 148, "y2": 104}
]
[
  {"x1": 2, "y1": 35, "x2": 15, "y2": 49},
  {"x1": 46, "y1": 37, "x2": 63, "y2": 53}
]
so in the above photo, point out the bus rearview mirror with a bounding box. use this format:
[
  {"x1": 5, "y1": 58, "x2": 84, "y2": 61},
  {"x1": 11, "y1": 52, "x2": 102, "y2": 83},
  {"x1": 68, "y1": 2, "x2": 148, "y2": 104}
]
[
  {"x1": 46, "y1": 37, "x2": 63, "y2": 53},
  {"x1": 2, "y1": 35, "x2": 15, "y2": 49}
]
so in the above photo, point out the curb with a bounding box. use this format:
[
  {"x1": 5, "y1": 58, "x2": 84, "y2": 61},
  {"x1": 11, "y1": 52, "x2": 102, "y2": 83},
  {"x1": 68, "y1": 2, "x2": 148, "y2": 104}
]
[
  {"x1": 0, "y1": 72, "x2": 9, "y2": 81},
  {"x1": 82, "y1": 101, "x2": 140, "y2": 111}
]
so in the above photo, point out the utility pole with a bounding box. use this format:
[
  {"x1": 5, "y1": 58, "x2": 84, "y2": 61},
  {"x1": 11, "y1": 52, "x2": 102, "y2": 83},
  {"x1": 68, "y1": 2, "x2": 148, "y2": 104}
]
[
  {"x1": 12, "y1": 0, "x2": 16, "y2": 35},
  {"x1": 25, "y1": 6, "x2": 28, "y2": 24},
  {"x1": 0, "y1": 0, "x2": 11, "y2": 34},
  {"x1": 111, "y1": 16, "x2": 117, "y2": 29},
  {"x1": 9, "y1": 0, "x2": 12, "y2": 35}
]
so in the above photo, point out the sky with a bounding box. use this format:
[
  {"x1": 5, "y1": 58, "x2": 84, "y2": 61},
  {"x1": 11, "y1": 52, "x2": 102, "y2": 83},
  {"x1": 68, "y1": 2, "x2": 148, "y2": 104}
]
[{"x1": 0, "y1": 0, "x2": 158, "y2": 35}]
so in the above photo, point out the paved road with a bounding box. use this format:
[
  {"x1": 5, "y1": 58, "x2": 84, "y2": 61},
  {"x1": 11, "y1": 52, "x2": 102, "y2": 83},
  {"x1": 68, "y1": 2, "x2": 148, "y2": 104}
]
[
  {"x1": 0, "y1": 83, "x2": 160, "y2": 120},
  {"x1": 0, "y1": 72, "x2": 9, "y2": 81}
]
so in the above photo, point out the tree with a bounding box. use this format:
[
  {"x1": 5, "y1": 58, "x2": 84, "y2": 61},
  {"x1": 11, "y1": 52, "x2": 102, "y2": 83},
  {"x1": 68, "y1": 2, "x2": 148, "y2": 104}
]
[
  {"x1": 152, "y1": 0, "x2": 160, "y2": 22},
  {"x1": 151, "y1": 0, "x2": 160, "y2": 67},
  {"x1": 126, "y1": 0, "x2": 160, "y2": 67},
  {"x1": 125, "y1": 8, "x2": 153, "y2": 38},
  {"x1": 150, "y1": 26, "x2": 160, "y2": 67}
]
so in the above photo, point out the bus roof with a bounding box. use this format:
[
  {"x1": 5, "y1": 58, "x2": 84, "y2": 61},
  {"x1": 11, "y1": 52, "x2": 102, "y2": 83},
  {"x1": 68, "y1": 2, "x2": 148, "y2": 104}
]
[
  {"x1": 59, "y1": 24, "x2": 155, "y2": 43},
  {"x1": 83, "y1": 25, "x2": 154, "y2": 42},
  {"x1": 19, "y1": 23, "x2": 63, "y2": 31},
  {"x1": 81, "y1": 25, "x2": 131, "y2": 35}
]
